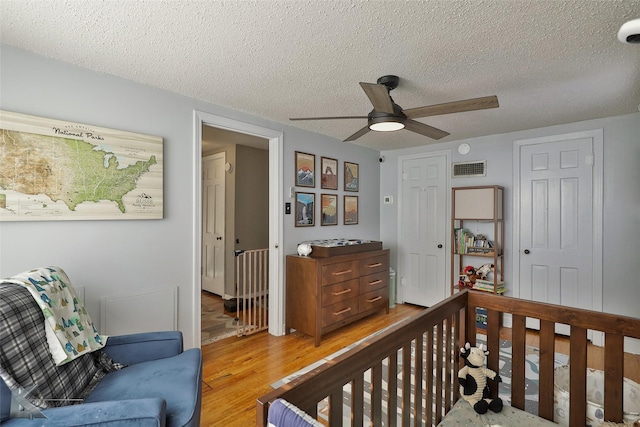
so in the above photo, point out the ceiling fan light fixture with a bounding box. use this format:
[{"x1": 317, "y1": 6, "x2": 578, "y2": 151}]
[
  {"x1": 369, "y1": 120, "x2": 405, "y2": 132},
  {"x1": 368, "y1": 108, "x2": 406, "y2": 132}
]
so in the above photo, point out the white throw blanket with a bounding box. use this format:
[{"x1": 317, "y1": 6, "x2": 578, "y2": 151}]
[{"x1": 4, "y1": 266, "x2": 107, "y2": 365}]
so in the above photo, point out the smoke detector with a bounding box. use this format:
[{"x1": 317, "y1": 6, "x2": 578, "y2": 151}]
[{"x1": 618, "y1": 18, "x2": 640, "y2": 44}]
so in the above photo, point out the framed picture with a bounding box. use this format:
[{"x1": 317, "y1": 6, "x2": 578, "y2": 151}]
[
  {"x1": 0, "y1": 110, "x2": 163, "y2": 221},
  {"x1": 295, "y1": 151, "x2": 315, "y2": 187},
  {"x1": 295, "y1": 192, "x2": 315, "y2": 226},
  {"x1": 344, "y1": 195, "x2": 358, "y2": 225},
  {"x1": 320, "y1": 156, "x2": 338, "y2": 190},
  {"x1": 344, "y1": 161, "x2": 359, "y2": 192},
  {"x1": 320, "y1": 194, "x2": 338, "y2": 226}
]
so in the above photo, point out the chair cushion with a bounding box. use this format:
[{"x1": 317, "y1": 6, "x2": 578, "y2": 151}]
[{"x1": 85, "y1": 348, "x2": 202, "y2": 427}]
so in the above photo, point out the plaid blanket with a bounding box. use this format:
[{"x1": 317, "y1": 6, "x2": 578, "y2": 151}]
[
  {"x1": 0, "y1": 268, "x2": 123, "y2": 408},
  {"x1": 3, "y1": 266, "x2": 107, "y2": 365}
]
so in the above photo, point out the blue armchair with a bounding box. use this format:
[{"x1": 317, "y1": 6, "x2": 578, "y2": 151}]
[{"x1": 0, "y1": 273, "x2": 202, "y2": 427}]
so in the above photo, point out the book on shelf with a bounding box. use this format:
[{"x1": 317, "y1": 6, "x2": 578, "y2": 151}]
[
  {"x1": 454, "y1": 228, "x2": 496, "y2": 255},
  {"x1": 472, "y1": 279, "x2": 505, "y2": 293}
]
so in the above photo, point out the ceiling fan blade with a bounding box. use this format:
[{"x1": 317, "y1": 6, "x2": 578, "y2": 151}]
[
  {"x1": 344, "y1": 125, "x2": 371, "y2": 142},
  {"x1": 403, "y1": 95, "x2": 499, "y2": 119},
  {"x1": 290, "y1": 116, "x2": 367, "y2": 121},
  {"x1": 359, "y1": 82, "x2": 394, "y2": 114},
  {"x1": 403, "y1": 119, "x2": 450, "y2": 140}
]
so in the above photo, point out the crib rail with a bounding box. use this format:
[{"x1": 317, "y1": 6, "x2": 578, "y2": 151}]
[
  {"x1": 257, "y1": 291, "x2": 467, "y2": 426},
  {"x1": 466, "y1": 291, "x2": 640, "y2": 426},
  {"x1": 257, "y1": 290, "x2": 640, "y2": 426},
  {"x1": 235, "y1": 248, "x2": 269, "y2": 336}
]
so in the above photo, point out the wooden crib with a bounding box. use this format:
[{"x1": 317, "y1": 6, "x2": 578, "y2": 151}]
[{"x1": 257, "y1": 289, "x2": 640, "y2": 426}]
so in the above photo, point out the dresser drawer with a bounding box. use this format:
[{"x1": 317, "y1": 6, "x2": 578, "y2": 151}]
[
  {"x1": 321, "y1": 279, "x2": 359, "y2": 307},
  {"x1": 321, "y1": 297, "x2": 359, "y2": 328},
  {"x1": 359, "y1": 287, "x2": 388, "y2": 313},
  {"x1": 359, "y1": 271, "x2": 388, "y2": 294},
  {"x1": 321, "y1": 260, "x2": 360, "y2": 285},
  {"x1": 359, "y1": 254, "x2": 388, "y2": 276}
]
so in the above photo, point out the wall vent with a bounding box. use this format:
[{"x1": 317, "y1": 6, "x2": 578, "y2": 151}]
[{"x1": 452, "y1": 160, "x2": 486, "y2": 178}]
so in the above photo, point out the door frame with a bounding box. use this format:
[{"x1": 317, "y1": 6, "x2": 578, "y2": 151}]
[
  {"x1": 193, "y1": 111, "x2": 284, "y2": 347},
  {"x1": 512, "y1": 129, "x2": 603, "y2": 315},
  {"x1": 396, "y1": 149, "x2": 451, "y2": 304}
]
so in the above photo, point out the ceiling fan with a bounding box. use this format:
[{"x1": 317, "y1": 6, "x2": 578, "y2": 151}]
[{"x1": 290, "y1": 75, "x2": 499, "y2": 142}]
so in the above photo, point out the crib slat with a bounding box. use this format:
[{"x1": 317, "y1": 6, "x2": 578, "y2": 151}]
[
  {"x1": 511, "y1": 314, "x2": 526, "y2": 410},
  {"x1": 425, "y1": 326, "x2": 434, "y2": 425},
  {"x1": 371, "y1": 360, "x2": 383, "y2": 425},
  {"x1": 569, "y1": 326, "x2": 587, "y2": 427},
  {"x1": 466, "y1": 303, "x2": 477, "y2": 347},
  {"x1": 328, "y1": 387, "x2": 342, "y2": 425},
  {"x1": 435, "y1": 323, "x2": 444, "y2": 424},
  {"x1": 604, "y1": 332, "x2": 624, "y2": 422},
  {"x1": 414, "y1": 333, "x2": 424, "y2": 424},
  {"x1": 402, "y1": 342, "x2": 412, "y2": 426},
  {"x1": 444, "y1": 317, "x2": 453, "y2": 413},
  {"x1": 486, "y1": 308, "x2": 500, "y2": 399},
  {"x1": 388, "y1": 351, "x2": 398, "y2": 427},
  {"x1": 352, "y1": 376, "x2": 364, "y2": 426},
  {"x1": 538, "y1": 319, "x2": 555, "y2": 421}
]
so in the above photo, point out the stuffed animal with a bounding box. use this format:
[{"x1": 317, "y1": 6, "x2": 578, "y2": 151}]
[
  {"x1": 458, "y1": 342, "x2": 503, "y2": 414},
  {"x1": 463, "y1": 266, "x2": 479, "y2": 286},
  {"x1": 476, "y1": 263, "x2": 495, "y2": 280}
]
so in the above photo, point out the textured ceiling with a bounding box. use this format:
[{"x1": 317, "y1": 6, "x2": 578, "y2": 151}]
[{"x1": 1, "y1": 1, "x2": 639, "y2": 151}]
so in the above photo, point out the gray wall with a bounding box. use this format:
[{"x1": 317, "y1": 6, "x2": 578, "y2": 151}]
[
  {"x1": 0, "y1": 45, "x2": 382, "y2": 348},
  {"x1": 235, "y1": 145, "x2": 269, "y2": 252},
  {"x1": 380, "y1": 112, "x2": 640, "y2": 319}
]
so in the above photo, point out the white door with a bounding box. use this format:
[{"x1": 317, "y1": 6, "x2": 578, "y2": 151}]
[
  {"x1": 516, "y1": 131, "x2": 603, "y2": 322},
  {"x1": 399, "y1": 153, "x2": 448, "y2": 307},
  {"x1": 202, "y1": 153, "x2": 225, "y2": 295}
]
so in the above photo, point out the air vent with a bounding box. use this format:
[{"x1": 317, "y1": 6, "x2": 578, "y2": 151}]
[{"x1": 452, "y1": 160, "x2": 486, "y2": 178}]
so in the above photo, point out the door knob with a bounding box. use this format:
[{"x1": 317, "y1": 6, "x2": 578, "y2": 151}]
[
  {"x1": 524, "y1": 249, "x2": 530, "y2": 254},
  {"x1": 437, "y1": 244, "x2": 443, "y2": 249},
  {"x1": 217, "y1": 237, "x2": 222, "y2": 241}
]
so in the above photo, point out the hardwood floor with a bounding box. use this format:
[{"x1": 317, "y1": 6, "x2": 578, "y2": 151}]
[
  {"x1": 200, "y1": 301, "x2": 423, "y2": 426},
  {"x1": 200, "y1": 297, "x2": 640, "y2": 426}
]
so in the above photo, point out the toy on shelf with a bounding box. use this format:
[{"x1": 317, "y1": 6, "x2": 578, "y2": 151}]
[
  {"x1": 458, "y1": 263, "x2": 498, "y2": 290},
  {"x1": 476, "y1": 263, "x2": 494, "y2": 280},
  {"x1": 463, "y1": 266, "x2": 479, "y2": 287}
]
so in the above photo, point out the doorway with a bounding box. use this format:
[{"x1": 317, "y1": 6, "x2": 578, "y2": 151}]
[
  {"x1": 193, "y1": 111, "x2": 284, "y2": 348},
  {"x1": 200, "y1": 125, "x2": 269, "y2": 340}
]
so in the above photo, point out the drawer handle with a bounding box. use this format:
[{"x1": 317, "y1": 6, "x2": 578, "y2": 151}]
[
  {"x1": 367, "y1": 279, "x2": 383, "y2": 286},
  {"x1": 333, "y1": 307, "x2": 352, "y2": 316},
  {"x1": 332, "y1": 289, "x2": 352, "y2": 296},
  {"x1": 366, "y1": 262, "x2": 383, "y2": 268},
  {"x1": 332, "y1": 269, "x2": 352, "y2": 276},
  {"x1": 366, "y1": 296, "x2": 383, "y2": 303}
]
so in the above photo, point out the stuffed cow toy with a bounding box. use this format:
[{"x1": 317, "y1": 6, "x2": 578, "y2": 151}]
[{"x1": 458, "y1": 342, "x2": 503, "y2": 414}]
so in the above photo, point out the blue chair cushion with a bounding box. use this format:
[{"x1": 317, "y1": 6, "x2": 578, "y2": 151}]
[{"x1": 85, "y1": 348, "x2": 202, "y2": 427}]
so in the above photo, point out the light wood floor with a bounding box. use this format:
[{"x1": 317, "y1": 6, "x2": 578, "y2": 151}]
[
  {"x1": 200, "y1": 297, "x2": 640, "y2": 426},
  {"x1": 200, "y1": 300, "x2": 423, "y2": 426}
]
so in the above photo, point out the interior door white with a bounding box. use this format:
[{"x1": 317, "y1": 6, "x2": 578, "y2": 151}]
[
  {"x1": 399, "y1": 154, "x2": 448, "y2": 307},
  {"x1": 202, "y1": 153, "x2": 225, "y2": 295},
  {"x1": 517, "y1": 135, "x2": 599, "y2": 321}
]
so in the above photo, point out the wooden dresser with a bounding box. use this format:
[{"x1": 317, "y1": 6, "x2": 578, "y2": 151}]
[{"x1": 286, "y1": 249, "x2": 390, "y2": 346}]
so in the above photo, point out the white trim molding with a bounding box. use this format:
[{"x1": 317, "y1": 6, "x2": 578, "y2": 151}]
[{"x1": 193, "y1": 111, "x2": 284, "y2": 348}]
